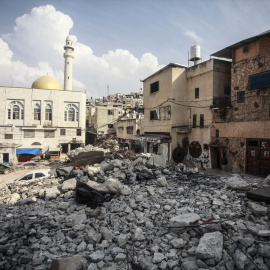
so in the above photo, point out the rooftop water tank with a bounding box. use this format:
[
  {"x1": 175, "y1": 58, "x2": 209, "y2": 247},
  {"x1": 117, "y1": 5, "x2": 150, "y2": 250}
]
[{"x1": 190, "y1": 45, "x2": 201, "y2": 61}]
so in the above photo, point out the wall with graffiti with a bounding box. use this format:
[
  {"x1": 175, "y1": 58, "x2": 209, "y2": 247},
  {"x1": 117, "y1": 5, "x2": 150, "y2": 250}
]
[{"x1": 187, "y1": 150, "x2": 211, "y2": 169}]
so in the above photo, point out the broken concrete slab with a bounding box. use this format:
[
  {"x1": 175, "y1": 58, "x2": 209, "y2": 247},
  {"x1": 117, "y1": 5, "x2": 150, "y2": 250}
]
[
  {"x1": 50, "y1": 255, "x2": 87, "y2": 270},
  {"x1": 87, "y1": 178, "x2": 130, "y2": 196},
  {"x1": 226, "y1": 174, "x2": 250, "y2": 191},
  {"x1": 248, "y1": 202, "x2": 268, "y2": 216},
  {"x1": 62, "y1": 177, "x2": 77, "y2": 191},
  {"x1": 195, "y1": 231, "x2": 223, "y2": 263},
  {"x1": 246, "y1": 186, "x2": 270, "y2": 203},
  {"x1": 169, "y1": 213, "x2": 200, "y2": 227}
]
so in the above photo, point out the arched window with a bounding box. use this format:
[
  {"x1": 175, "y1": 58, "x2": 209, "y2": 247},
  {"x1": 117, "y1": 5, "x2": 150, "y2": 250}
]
[
  {"x1": 64, "y1": 104, "x2": 79, "y2": 121},
  {"x1": 45, "y1": 104, "x2": 52, "y2": 121},
  {"x1": 13, "y1": 105, "x2": 20, "y2": 119},
  {"x1": 8, "y1": 101, "x2": 24, "y2": 120},
  {"x1": 34, "y1": 103, "x2": 41, "y2": 120},
  {"x1": 68, "y1": 108, "x2": 75, "y2": 121}
]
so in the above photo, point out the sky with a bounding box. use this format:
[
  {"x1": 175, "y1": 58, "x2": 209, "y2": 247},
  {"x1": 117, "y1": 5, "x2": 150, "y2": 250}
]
[{"x1": 0, "y1": 0, "x2": 269, "y2": 98}]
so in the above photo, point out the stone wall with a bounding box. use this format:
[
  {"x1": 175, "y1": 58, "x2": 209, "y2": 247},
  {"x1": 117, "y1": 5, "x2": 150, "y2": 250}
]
[
  {"x1": 211, "y1": 137, "x2": 246, "y2": 174},
  {"x1": 231, "y1": 52, "x2": 270, "y2": 122}
]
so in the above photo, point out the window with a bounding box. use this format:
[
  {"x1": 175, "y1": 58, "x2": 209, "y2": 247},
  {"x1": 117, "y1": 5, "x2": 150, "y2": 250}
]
[
  {"x1": 24, "y1": 130, "x2": 35, "y2": 138},
  {"x1": 108, "y1": 124, "x2": 113, "y2": 128},
  {"x1": 195, "y1": 88, "x2": 199, "y2": 99},
  {"x1": 35, "y1": 173, "x2": 45, "y2": 178},
  {"x1": 34, "y1": 103, "x2": 41, "y2": 120},
  {"x1": 200, "y1": 114, "x2": 204, "y2": 128},
  {"x1": 60, "y1": 129, "x2": 66, "y2": 136},
  {"x1": 44, "y1": 130, "x2": 55, "y2": 138},
  {"x1": 5, "y1": 134, "x2": 13, "y2": 139},
  {"x1": 64, "y1": 104, "x2": 79, "y2": 121},
  {"x1": 249, "y1": 71, "x2": 270, "y2": 90},
  {"x1": 150, "y1": 81, "x2": 159, "y2": 94},
  {"x1": 237, "y1": 91, "x2": 245, "y2": 103},
  {"x1": 68, "y1": 108, "x2": 75, "y2": 121},
  {"x1": 8, "y1": 101, "x2": 24, "y2": 120},
  {"x1": 108, "y1": 110, "x2": 114, "y2": 115},
  {"x1": 150, "y1": 110, "x2": 158, "y2": 120},
  {"x1": 76, "y1": 129, "x2": 81, "y2": 136},
  {"x1": 13, "y1": 105, "x2": 20, "y2": 119},
  {"x1": 216, "y1": 129, "x2": 219, "y2": 137},
  {"x1": 193, "y1": 115, "x2": 197, "y2": 128},
  {"x1": 224, "y1": 85, "x2": 231, "y2": 95},
  {"x1": 126, "y1": 126, "x2": 134, "y2": 134},
  {"x1": 45, "y1": 104, "x2": 52, "y2": 121},
  {"x1": 21, "y1": 174, "x2": 33, "y2": 181}
]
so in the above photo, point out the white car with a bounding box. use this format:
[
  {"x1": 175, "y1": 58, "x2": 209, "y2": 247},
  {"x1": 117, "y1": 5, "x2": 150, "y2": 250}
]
[{"x1": 7, "y1": 169, "x2": 54, "y2": 186}]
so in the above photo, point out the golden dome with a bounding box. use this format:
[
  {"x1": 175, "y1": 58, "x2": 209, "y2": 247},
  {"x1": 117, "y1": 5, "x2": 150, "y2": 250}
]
[{"x1": 31, "y1": 75, "x2": 62, "y2": 90}]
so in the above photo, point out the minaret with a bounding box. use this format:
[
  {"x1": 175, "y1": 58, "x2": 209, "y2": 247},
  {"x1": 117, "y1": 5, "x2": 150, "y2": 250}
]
[{"x1": 63, "y1": 34, "x2": 74, "y2": 91}]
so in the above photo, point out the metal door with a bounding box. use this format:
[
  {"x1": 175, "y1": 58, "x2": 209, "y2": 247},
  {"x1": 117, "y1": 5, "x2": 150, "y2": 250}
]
[{"x1": 246, "y1": 139, "x2": 270, "y2": 176}]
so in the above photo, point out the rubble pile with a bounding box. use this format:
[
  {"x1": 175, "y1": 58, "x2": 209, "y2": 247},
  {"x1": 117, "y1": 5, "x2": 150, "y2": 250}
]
[
  {"x1": 68, "y1": 137, "x2": 136, "y2": 167},
  {"x1": 0, "y1": 155, "x2": 270, "y2": 270}
]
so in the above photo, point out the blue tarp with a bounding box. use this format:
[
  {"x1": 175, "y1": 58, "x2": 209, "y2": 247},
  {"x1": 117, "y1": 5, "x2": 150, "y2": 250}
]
[{"x1": 16, "y1": 149, "x2": 41, "y2": 155}]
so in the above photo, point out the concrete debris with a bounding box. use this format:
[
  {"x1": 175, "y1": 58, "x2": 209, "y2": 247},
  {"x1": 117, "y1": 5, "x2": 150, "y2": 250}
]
[
  {"x1": 195, "y1": 231, "x2": 223, "y2": 262},
  {"x1": 226, "y1": 174, "x2": 250, "y2": 190},
  {"x1": 248, "y1": 201, "x2": 268, "y2": 216},
  {"x1": 246, "y1": 186, "x2": 270, "y2": 203},
  {"x1": 0, "y1": 154, "x2": 269, "y2": 270},
  {"x1": 68, "y1": 137, "x2": 137, "y2": 167}
]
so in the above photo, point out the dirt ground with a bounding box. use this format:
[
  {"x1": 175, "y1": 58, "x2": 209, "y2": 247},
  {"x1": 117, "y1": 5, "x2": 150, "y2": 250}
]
[{"x1": 0, "y1": 164, "x2": 49, "y2": 189}]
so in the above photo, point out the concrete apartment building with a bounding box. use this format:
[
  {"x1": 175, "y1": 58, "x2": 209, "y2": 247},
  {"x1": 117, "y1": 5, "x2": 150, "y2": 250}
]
[
  {"x1": 90, "y1": 106, "x2": 122, "y2": 135},
  {"x1": 142, "y1": 54, "x2": 231, "y2": 167},
  {"x1": 0, "y1": 35, "x2": 86, "y2": 164},
  {"x1": 116, "y1": 113, "x2": 144, "y2": 152},
  {"x1": 211, "y1": 30, "x2": 270, "y2": 176}
]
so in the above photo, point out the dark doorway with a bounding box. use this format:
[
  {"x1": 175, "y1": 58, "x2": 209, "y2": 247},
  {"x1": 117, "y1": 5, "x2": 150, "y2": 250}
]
[
  {"x1": 61, "y1": 144, "x2": 69, "y2": 154},
  {"x1": 210, "y1": 147, "x2": 221, "y2": 169},
  {"x1": 3, "y1": 153, "x2": 9, "y2": 162}
]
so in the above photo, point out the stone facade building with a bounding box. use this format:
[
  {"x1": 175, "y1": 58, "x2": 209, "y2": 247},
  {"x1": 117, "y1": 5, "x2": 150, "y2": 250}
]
[{"x1": 211, "y1": 30, "x2": 270, "y2": 176}]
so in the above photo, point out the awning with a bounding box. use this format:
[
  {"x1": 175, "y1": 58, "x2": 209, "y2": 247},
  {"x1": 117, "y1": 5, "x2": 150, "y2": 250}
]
[
  {"x1": 141, "y1": 134, "x2": 171, "y2": 143},
  {"x1": 16, "y1": 148, "x2": 41, "y2": 155}
]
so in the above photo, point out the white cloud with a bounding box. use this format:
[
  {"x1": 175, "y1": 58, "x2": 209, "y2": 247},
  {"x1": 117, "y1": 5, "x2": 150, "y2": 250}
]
[
  {"x1": 184, "y1": 30, "x2": 203, "y2": 44},
  {"x1": 0, "y1": 5, "x2": 163, "y2": 98}
]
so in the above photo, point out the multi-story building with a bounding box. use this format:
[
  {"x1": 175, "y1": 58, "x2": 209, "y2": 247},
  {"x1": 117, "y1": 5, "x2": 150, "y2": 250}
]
[
  {"x1": 141, "y1": 57, "x2": 231, "y2": 167},
  {"x1": 90, "y1": 105, "x2": 122, "y2": 135},
  {"x1": 116, "y1": 113, "x2": 144, "y2": 153},
  {"x1": 0, "y1": 78, "x2": 86, "y2": 163},
  {"x1": 211, "y1": 30, "x2": 270, "y2": 176}
]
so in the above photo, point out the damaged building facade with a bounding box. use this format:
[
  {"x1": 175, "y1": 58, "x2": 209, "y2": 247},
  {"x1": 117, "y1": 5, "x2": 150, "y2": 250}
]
[
  {"x1": 141, "y1": 58, "x2": 231, "y2": 168},
  {"x1": 211, "y1": 30, "x2": 270, "y2": 176},
  {"x1": 116, "y1": 113, "x2": 144, "y2": 152}
]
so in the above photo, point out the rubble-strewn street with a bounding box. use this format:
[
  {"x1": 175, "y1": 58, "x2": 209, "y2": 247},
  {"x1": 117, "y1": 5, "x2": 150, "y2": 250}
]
[{"x1": 0, "y1": 154, "x2": 270, "y2": 270}]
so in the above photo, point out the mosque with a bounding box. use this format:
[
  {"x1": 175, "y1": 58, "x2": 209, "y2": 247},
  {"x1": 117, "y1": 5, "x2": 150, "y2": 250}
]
[{"x1": 0, "y1": 35, "x2": 86, "y2": 164}]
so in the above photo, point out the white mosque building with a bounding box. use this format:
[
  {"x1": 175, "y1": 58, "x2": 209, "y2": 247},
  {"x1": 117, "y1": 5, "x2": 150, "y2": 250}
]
[{"x1": 0, "y1": 35, "x2": 86, "y2": 164}]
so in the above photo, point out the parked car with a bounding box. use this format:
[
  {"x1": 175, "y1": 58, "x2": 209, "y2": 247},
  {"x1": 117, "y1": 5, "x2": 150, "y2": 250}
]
[
  {"x1": 0, "y1": 163, "x2": 14, "y2": 174},
  {"x1": 7, "y1": 169, "x2": 54, "y2": 186},
  {"x1": 17, "y1": 161, "x2": 44, "y2": 167}
]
